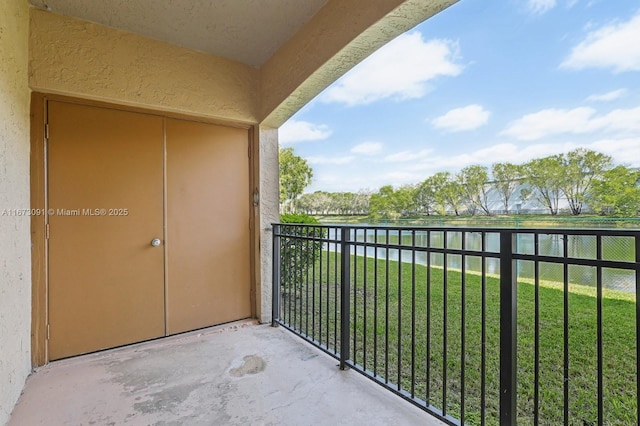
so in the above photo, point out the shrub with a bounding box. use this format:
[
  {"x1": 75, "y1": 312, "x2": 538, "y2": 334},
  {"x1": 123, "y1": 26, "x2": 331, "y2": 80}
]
[{"x1": 278, "y1": 213, "x2": 325, "y2": 290}]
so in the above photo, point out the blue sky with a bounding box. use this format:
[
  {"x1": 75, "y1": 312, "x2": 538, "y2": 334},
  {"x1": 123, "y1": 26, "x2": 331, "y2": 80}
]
[{"x1": 279, "y1": 0, "x2": 640, "y2": 193}]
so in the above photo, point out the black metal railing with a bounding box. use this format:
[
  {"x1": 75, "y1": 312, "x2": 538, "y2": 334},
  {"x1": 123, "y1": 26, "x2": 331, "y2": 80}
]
[{"x1": 272, "y1": 224, "x2": 640, "y2": 426}]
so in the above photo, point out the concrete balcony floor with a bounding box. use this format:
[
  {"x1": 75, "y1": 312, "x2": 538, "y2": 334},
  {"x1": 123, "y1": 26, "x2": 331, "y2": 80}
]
[{"x1": 9, "y1": 321, "x2": 444, "y2": 425}]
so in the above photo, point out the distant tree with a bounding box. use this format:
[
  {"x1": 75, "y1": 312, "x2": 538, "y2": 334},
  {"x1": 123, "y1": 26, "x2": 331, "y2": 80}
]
[
  {"x1": 293, "y1": 148, "x2": 626, "y2": 218},
  {"x1": 369, "y1": 185, "x2": 416, "y2": 219},
  {"x1": 524, "y1": 155, "x2": 565, "y2": 215},
  {"x1": 279, "y1": 147, "x2": 313, "y2": 213},
  {"x1": 297, "y1": 189, "x2": 372, "y2": 215},
  {"x1": 296, "y1": 191, "x2": 323, "y2": 215},
  {"x1": 589, "y1": 166, "x2": 640, "y2": 216},
  {"x1": 457, "y1": 165, "x2": 491, "y2": 215},
  {"x1": 330, "y1": 192, "x2": 347, "y2": 214},
  {"x1": 415, "y1": 175, "x2": 445, "y2": 215},
  {"x1": 399, "y1": 185, "x2": 419, "y2": 215},
  {"x1": 422, "y1": 172, "x2": 450, "y2": 215},
  {"x1": 354, "y1": 189, "x2": 372, "y2": 215},
  {"x1": 315, "y1": 191, "x2": 333, "y2": 214},
  {"x1": 492, "y1": 162, "x2": 523, "y2": 214},
  {"x1": 560, "y1": 148, "x2": 613, "y2": 215},
  {"x1": 436, "y1": 172, "x2": 465, "y2": 216},
  {"x1": 369, "y1": 185, "x2": 395, "y2": 219}
]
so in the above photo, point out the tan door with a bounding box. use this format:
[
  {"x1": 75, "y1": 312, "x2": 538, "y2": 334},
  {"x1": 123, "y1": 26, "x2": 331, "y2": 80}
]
[
  {"x1": 47, "y1": 101, "x2": 166, "y2": 360},
  {"x1": 165, "y1": 118, "x2": 251, "y2": 334}
]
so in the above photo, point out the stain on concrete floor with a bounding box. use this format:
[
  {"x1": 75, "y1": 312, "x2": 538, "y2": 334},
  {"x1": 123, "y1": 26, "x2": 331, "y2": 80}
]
[{"x1": 229, "y1": 355, "x2": 266, "y2": 377}]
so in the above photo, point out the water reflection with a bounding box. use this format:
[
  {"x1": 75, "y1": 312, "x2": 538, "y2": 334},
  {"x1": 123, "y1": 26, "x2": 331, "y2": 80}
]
[{"x1": 324, "y1": 228, "x2": 635, "y2": 292}]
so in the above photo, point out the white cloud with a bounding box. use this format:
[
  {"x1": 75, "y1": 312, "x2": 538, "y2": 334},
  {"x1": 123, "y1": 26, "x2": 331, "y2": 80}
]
[
  {"x1": 501, "y1": 107, "x2": 595, "y2": 140},
  {"x1": 309, "y1": 174, "x2": 379, "y2": 193},
  {"x1": 586, "y1": 88, "x2": 627, "y2": 102},
  {"x1": 384, "y1": 172, "x2": 425, "y2": 185},
  {"x1": 431, "y1": 104, "x2": 491, "y2": 132},
  {"x1": 383, "y1": 149, "x2": 433, "y2": 163},
  {"x1": 407, "y1": 138, "x2": 640, "y2": 177},
  {"x1": 406, "y1": 143, "x2": 566, "y2": 174},
  {"x1": 321, "y1": 31, "x2": 463, "y2": 106},
  {"x1": 566, "y1": 0, "x2": 579, "y2": 9},
  {"x1": 592, "y1": 107, "x2": 640, "y2": 133},
  {"x1": 589, "y1": 138, "x2": 640, "y2": 167},
  {"x1": 279, "y1": 119, "x2": 332, "y2": 144},
  {"x1": 561, "y1": 12, "x2": 640, "y2": 72},
  {"x1": 528, "y1": 0, "x2": 556, "y2": 15},
  {"x1": 501, "y1": 106, "x2": 640, "y2": 140},
  {"x1": 307, "y1": 156, "x2": 354, "y2": 165},
  {"x1": 350, "y1": 142, "x2": 383, "y2": 155}
]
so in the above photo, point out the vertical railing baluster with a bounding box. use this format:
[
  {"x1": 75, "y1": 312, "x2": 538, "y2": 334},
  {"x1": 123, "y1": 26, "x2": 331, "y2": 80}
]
[
  {"x1": 287, "y1": 230, "x2": 292, "y2": 327},
  {"x1": 411, "y1": 230, "x2": 416, "y2": 398},
  {"x1": 316, "y1": 227, "x2": 321, "y2": 345},
  {"x1": 426, "y1": 230, "x2": 432, "y2": 406},
  {"x1": 500, "y1": 230, "x2": 517, "y2": 425},
  {"x1": 398, "y1": 230, "x2": 403, "y2": 391},
  {"x1": 305, "y1": 227, "x2": 310, "y2": 337},
  {"x1": 334, "y1": 233, "x2": 338, "y2": 353},
  {"x1": 385, "y1": 229, "x2": 390, "y2": 384},
  {"x1": 563, "y1": 234, "x2": 570, "y2": 426},
  {"x1": 534, "y1": 232, "x2": 540, "y2": 426},
  {"x1": 596, "y1": 234, "x2": 603, "y2": 426},
  {"x1": 272, "y1": 225, "x2": 281, "y2": 327},
  {"x1": 461, "y1": 231, "x2": 466, "y2": 425},
  {"x1": 443, "y1": 230, "x2": 448, "y2": 416},
  {"x1": 374, "y1": 228, "x2": 379, "y2": 378},
  {"x1": 340, "y1": 226, "x2": 351, "y2": 370},
  {"x1": 635, "y1": 234, "x2": 640, "y2": 426},
  {"x1": 353, "y1": 228, "x2": 358, "y2": 365},
  {"x1": 481, "y1": 232, "x2": 487, "y2": 426},
  {"x1": 364, "y1": 230, "x2": 368, "y2": 371},
  {"x1": 296, "y1": 227, "x2": 302, "y2": 331},
  {"x1": 327, "y1": 228, "x2": 331, "y2": 351}
]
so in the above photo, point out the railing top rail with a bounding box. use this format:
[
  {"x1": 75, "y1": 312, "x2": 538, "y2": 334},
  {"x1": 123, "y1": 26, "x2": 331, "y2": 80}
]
[{"x1": 272, "y1": 222, "x2": 640, "y2": 237}]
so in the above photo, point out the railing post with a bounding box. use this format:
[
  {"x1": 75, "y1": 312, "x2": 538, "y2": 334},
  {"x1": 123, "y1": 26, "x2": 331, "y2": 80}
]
[
  {"x1": 499, "y1": 231, "x2": 517, "y2": 425},
  {"x1": 272, "y1": 224, "x2": 281, "y2": 327},
  {"x1": 339, "y1": 227, "x2": 351, "y2": 370}
]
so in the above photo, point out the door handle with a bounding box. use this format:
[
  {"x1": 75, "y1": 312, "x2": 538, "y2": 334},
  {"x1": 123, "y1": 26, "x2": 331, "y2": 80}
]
[{"x1": 151, "y1": 238, "x2": 162, "y2": 247}]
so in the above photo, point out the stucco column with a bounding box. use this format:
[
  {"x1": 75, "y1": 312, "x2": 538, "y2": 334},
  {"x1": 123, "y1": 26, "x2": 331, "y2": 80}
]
[
  {"x1": 257, "y1": 126, "x2": 279, "y2": 323},
  {"x1": 0, "y1": 0, "x2": 32, "y2": 423}
]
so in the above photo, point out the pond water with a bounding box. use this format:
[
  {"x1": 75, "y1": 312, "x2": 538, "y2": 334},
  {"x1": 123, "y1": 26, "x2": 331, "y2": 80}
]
[{"x1": 322, "y1": 226, "x2": 637, "y2": 293}]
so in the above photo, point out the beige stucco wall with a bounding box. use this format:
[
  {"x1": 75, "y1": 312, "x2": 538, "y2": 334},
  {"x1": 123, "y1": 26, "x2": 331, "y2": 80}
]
[
  {"x1": 29, "y1": 9, "x2": 260, "y2": 124},
  {"x1": 0, "y1": 0, "x2": 32, "y2": 424}
]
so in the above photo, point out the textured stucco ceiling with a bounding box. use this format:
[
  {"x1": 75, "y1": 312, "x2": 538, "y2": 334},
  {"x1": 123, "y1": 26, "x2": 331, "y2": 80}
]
[{"x1": 29, "y1": 0, "x2": 329, "y2": 67}]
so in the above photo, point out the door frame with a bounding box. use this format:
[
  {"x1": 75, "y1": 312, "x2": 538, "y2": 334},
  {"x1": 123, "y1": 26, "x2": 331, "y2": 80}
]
[{"x1": 30, "y1": 93, "x2": 259, "y2": 366}]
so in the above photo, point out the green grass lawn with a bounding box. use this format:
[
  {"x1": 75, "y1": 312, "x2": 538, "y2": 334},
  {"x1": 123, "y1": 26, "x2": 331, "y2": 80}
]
[{"x1": 280, "y1": 253, "x2": 637, "y2": 425}]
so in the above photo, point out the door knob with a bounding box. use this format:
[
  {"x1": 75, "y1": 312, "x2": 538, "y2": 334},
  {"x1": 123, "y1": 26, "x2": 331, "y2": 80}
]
[{"x1": 151, "y1": 238, "x2": 162, "y2": 247}]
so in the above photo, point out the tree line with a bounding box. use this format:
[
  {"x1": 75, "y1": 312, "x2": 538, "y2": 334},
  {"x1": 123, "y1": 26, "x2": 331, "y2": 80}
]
[{"x1": 280, "y1": 147, "x2": 640, "y2": 218}]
